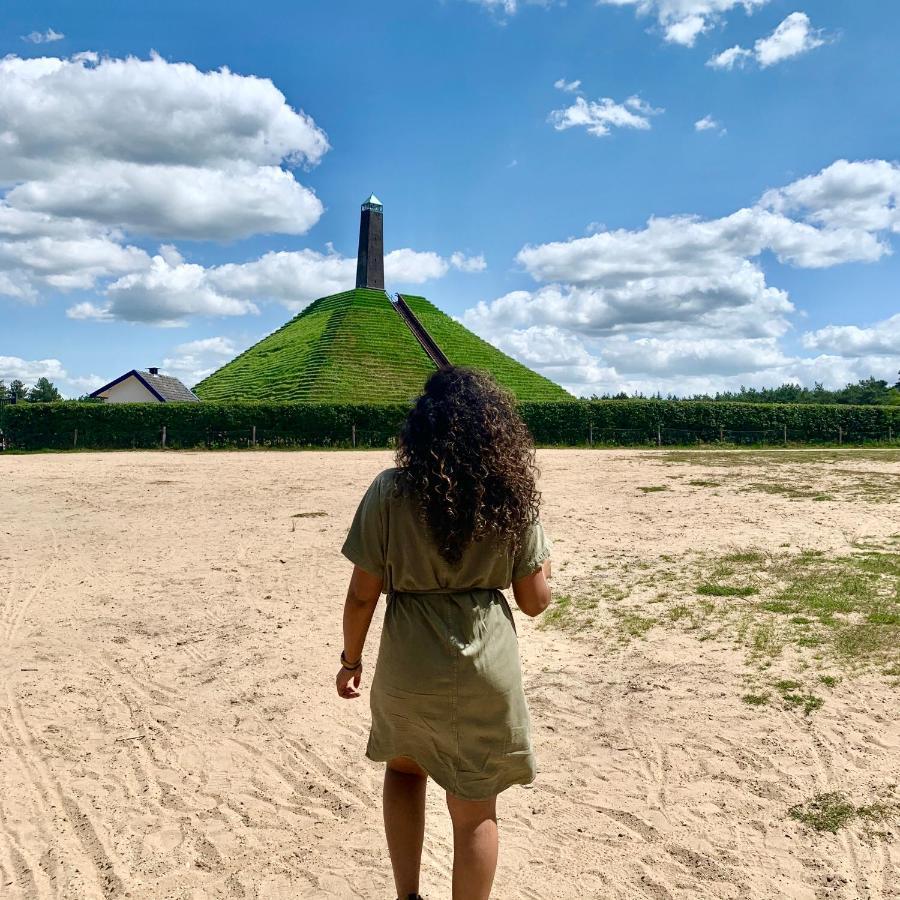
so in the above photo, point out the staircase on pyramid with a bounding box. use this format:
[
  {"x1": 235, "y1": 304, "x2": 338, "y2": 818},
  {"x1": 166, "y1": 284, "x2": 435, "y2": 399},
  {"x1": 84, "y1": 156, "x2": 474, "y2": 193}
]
[{"x1": 193, "y1": 196, "x2": 570, "y2": 404}]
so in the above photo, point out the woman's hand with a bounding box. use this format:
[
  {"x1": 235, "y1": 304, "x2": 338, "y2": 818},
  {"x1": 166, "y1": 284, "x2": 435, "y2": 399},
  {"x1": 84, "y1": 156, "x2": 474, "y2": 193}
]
[{"x1": 336, "y1": 663, "x2": 363, "y2": 699}]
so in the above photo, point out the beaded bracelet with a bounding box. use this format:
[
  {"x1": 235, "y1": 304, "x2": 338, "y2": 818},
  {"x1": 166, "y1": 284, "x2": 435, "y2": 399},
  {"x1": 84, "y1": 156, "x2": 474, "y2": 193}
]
[{"x1": 341, "y1": 650, "x2": 362, "y2": 671}]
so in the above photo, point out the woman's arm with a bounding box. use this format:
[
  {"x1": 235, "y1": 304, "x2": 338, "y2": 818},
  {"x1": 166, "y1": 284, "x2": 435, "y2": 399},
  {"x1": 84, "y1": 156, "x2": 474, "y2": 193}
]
[
  {"x1": 336, "y1": 565, "x2": 383, "y2": 699},
  {"x1": 511, "y1": 558, "x2": 552, "y2": 617}
]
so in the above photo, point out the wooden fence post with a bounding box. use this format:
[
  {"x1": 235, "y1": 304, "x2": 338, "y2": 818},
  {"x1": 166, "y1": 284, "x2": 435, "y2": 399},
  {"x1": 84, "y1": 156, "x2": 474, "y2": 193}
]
[
  {"x1": 783, "y1": 424, "x2": 787, "y2": 446},
  {"x1": 162, "y1": 425, "x2": 167, "y2": 449},
  {"x1": 837, "y1": 426, "x2": 842, "y2": 446},
  {"x1": 656, "y1": 425, "x2": 662, "y2": 447},
  {"x1": 251, "y1": 425, "x2": 256, "y2": 447},
  {"x1": 73, "y1": 428, "x2": 78, "y2": 448},
  {"x1": 352, "y1": 424, "x2": 356, "y2": 448},
  {"x1": 588, "y1": 422, "x2": 593, "y2": 447},
  {"x1": 719, "y1": 425, "x2": 724, "y2": 442}
]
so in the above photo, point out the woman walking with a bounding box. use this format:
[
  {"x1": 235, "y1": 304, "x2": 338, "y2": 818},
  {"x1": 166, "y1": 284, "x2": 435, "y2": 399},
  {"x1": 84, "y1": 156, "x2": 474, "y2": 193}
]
[{"x1": 336, "y1": 366, "x2": 552, "y2": 900}]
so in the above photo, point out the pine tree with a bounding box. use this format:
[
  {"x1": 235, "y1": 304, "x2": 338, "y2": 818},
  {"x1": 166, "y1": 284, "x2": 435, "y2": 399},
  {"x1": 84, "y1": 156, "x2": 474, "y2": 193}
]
[{"x1": 26, "y1": 377, "x2": 62, "y2": 403}]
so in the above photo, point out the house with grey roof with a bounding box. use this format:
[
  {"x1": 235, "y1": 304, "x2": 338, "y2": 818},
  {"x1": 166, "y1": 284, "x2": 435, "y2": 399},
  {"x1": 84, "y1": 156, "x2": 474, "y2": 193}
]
[{"x1": 90, "y1": 368, "x2": 200, "y2": 404}]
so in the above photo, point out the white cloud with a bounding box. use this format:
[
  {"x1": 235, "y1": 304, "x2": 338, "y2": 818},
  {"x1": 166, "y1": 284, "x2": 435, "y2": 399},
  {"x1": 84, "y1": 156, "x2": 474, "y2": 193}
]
[
  {"x1": 802, "y1": 313, "x2": 900, "y2": 357},
  {"x1": 162, "y1": 336, "x2": 240, "y2": 386},
  {"x1": 0, "y1": 206, "x2": 150, "y2": 299},
  {"x1": 0, "y1": 52, "x2": 328, "y2": 240},
  {"x1": 760, "y1": 159, "x2": 900, "y2": 233},
  {"x1": 707, "y1": 45, "x2": 754, "y2": 69},
  {"x1": 66, "y1": 245, "x2": 485, "y2": 324},
  {"x1": 549, "y1": 94, "x2": 662, "y2": 138},
  {"x1": 22, "y1": 28, "x2": 64, "y2": 44},
  {"x1": 755, "y1": 11, "x2": 826, "y2": 66},
  {"x1": 0, "y1": 355, "x2": 67, "y2": 383},
  {"x1": 695, "y1": 114, "x2": 725, "y2": 134},
  {"x1": 7, "y1": 161, "x2": 323, "y2": 241},
  {"x1": 460, "y1": 159, "x2": 900, "y2": 396},
  {"x1": 450, "y1": 252, "x2": 488, "y2": 272},
  {"x1": 597, "y1": 0, "x2": 771, "y2": 47},
  {"x1": 465, "y1": 0, "x2": 559, "y2": 16},
  {"x1": 708, "y1": 12, "x2": 827, "y2": 69},
  {"x1": 554, "y1": 77, "x2": 582, "y2": 93}
]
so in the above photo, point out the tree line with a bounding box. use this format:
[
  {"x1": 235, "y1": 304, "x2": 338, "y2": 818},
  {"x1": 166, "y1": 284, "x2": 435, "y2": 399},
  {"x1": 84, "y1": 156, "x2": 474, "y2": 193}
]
[
  {"x1": 0, "y1": 377, "x2": 63, "y2": 403},
  {"x1": 593, "y1": 375, "x2": 900, "y2": 406}
]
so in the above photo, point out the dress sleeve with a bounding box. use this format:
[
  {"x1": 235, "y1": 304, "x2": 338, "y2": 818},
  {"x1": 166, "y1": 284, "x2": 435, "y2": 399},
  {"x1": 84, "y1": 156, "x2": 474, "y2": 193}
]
[
  {"x1": 341, "y1": 473, "x2": 387, "y2": 580},
  {"x1": 511, "y1": 518, "x2": 552, "y2": 582}
]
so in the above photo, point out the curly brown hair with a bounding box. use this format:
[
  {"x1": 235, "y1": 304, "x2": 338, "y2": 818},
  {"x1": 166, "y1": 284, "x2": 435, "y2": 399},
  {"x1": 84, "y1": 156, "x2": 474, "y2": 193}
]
[{"x1": 395, "y1": 366, "x2": 540, "y2": 564}]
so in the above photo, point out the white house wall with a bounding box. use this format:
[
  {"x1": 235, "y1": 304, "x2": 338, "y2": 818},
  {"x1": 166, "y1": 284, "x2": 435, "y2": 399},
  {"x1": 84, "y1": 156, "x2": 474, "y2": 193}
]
[{"x1": 100, "y1": 376, "x2": 160, "y2": 404}]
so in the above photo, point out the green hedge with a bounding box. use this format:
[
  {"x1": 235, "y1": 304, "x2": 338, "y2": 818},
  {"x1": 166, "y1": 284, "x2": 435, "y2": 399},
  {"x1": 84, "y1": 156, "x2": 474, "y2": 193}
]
[{"x1": 2, "y1": 399, "x2": 899, "y2": 451}]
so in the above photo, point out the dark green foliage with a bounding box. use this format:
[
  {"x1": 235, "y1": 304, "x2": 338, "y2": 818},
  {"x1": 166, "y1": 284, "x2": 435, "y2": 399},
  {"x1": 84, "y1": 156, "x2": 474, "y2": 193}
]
[
  {"x1": 0, "y1": 401, "x2": 412, "y2": 450},
  {"x1": 2, "y1": 397, "x2": 899, "y2": 451},
  {"x1": 595, "y1": 376, "x2": 900, "y2": 406},
  {"x1": 26, "y1": 377, "x2": 62, "y2": 403}
]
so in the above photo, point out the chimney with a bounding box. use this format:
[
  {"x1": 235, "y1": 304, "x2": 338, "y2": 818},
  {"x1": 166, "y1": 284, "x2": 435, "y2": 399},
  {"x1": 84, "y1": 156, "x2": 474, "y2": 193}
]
[
  {"x1": 148, "y1": 367, "x2": 159, "y2": 376},
  {"x1": 356, "y1": 194, "x2": 385, "y2": 290}
]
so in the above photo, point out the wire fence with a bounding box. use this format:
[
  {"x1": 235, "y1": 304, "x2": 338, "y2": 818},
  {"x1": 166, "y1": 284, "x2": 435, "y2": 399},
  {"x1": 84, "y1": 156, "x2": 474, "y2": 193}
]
[{"x1": 3, "y1": 423, "x2": 899, "y2": 452}]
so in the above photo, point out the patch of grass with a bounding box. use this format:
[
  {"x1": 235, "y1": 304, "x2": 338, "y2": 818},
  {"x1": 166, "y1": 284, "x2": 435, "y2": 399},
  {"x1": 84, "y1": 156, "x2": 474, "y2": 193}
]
[
  {"x1": 789, "y1": 793, "x2": 859, "y2": 833},
  {"x1": 722, "y1": 550, "x2": 765, "y2": 564},
  {"x1": 615, "y1": 612, "x2": 656, "y2": 638},
  {"x1": 638, "y1": 485, "x2": 669, "y2": 493},
  {"x1": 697, "y1": 583, "x2": 758, "y2": 597},
  {"x1": 742, "y1": 693, "x2": 770, "y2": 706},
  {"x1": 291, "y1": 511, "x2": 327, "y2": 518},
  {"x1": 688, "y1": 479, "x2": 722, "y2": 487},
  {"x1": 818, "y1": 674, "x2": 839, "y2": 687},
  {"x1": 774, "y1": 679, "x2": 801, "y2": 692}
]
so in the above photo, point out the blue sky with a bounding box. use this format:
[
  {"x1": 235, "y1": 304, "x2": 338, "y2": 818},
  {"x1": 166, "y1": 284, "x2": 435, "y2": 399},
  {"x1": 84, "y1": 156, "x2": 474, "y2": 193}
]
[{"x1": 2, "y1": 0, "x2": 898, "y2": 396}]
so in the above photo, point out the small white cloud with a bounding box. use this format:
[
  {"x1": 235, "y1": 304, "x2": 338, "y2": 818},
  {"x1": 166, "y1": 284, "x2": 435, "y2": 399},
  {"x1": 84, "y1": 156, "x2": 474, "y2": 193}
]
[
  {"x1": 597, "y1": 0, "x2": 772, "y2": 48},
  {"x1": 450, "y1": 252, "x2": 488, "y2": 273},
  {"x1": 549, "y1": 94, "x2": 663, "y2": 138},
  {"x1": 707, "y1": 45, "x2": 754, "y2": 69},
  {"x1": 708, "y1": 12, "x2": 827, "y2": 69},
  {"x1": 695, "y1": 114, "x2": 726, "y2": 135},
  {"x1": 554, "y1": 77, "x2": 582, "y2": 93},
  {"x1": 755, "y1": 11, "x2": 826, "y2": 67},
  {"x1": 22, "y1": 28, "x2": 64, "y2": 44}
]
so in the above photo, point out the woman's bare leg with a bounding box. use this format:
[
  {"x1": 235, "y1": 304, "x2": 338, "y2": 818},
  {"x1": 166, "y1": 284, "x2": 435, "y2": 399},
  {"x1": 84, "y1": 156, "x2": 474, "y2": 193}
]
[
  {"x1": 383, "y1": 757, "x2": 428, "y2": 898},
  {"x1": 446, "y1": 792, "x2": 498, "y2": 900}
]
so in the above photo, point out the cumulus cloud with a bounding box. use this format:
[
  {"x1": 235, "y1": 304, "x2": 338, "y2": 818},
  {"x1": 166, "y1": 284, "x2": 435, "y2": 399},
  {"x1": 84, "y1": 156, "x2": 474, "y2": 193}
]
[
  {"x1": 597, "y1": 0, "x2": 771, "y2": 47},
  {"x1": 708, "y1": 12, "x2": 827, "y2": 69},
  {"x1": 461, "y1": 159, "x2": 900, "y2": 396},
  {"x1": 0, "y1": 355, "x2": 67, "y2": 383},
  {"x1": 7, "y1": 161, "x2": 323, "y2": 241},
  {"x1": 0, "y1": 52, "x2": 328, "y2": 240},
  {"x1": 66, "y1": 245, "x2": 486, "y2": 324},
  {"x1": 802, "y1": 313, "x2": 900, "y2": 357},
  {"x1": 549, "y1": 94, "x2": 662, "y2": 138},
  {"x1": 22, "y1": 28, "x2": 64, "y2": 44}
]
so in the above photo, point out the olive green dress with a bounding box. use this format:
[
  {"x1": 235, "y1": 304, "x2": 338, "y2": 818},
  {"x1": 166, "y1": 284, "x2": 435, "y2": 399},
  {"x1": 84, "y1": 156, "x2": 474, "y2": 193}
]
[{"x1": 341, "y1": 467, "x2": 551, "y2": 801}]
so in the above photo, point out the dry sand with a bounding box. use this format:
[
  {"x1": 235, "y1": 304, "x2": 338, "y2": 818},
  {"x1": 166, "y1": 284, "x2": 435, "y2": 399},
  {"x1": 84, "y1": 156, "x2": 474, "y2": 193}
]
[{"x1": 0, "y1": 449, "x2": 898, "y2": 899}]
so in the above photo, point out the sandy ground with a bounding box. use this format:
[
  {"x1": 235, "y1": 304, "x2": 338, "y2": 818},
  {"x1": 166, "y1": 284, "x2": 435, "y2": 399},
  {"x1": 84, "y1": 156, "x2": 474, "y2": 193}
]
[{"x1": 0, "y1": 449, "x2": 898, "y2": 899}]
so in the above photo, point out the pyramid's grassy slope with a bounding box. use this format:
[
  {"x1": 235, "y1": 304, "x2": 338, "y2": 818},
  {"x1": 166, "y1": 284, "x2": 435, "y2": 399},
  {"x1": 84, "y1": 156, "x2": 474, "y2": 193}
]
[
  {"x1": 193, "y1": 289, "x2": 572, "y2": 403},
  {"x1": 194, "y1": 289, "x2": 435, "y2": 403},
  {"x1": 402, "y1": 295, "x2": 571, "y2": 401}
]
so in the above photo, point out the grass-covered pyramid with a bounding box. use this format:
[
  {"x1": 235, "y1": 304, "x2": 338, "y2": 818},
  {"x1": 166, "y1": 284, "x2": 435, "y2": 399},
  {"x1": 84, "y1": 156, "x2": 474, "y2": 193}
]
[{"x1": 193, "y1": 288, "x2": 570, "y2": 403}]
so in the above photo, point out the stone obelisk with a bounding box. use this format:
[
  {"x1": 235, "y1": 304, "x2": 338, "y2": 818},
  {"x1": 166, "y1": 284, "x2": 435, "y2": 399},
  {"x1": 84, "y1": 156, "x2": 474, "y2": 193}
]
[{"x1": 355, "y1": 194, "x2": 385, "y2": 290}]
